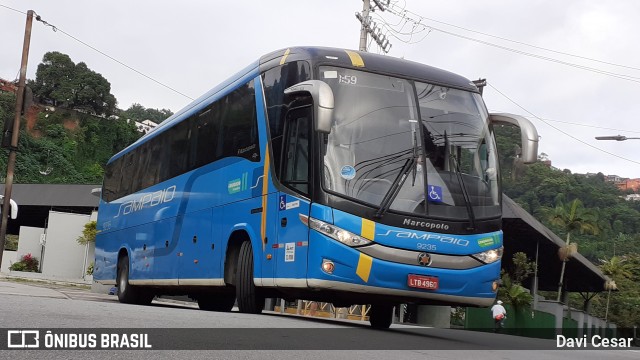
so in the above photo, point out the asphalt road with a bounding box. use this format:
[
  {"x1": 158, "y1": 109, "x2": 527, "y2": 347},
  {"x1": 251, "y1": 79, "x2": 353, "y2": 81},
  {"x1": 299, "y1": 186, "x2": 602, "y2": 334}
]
[{"x1": 0, "y1": 279, "x2": 636, "y2": 359}]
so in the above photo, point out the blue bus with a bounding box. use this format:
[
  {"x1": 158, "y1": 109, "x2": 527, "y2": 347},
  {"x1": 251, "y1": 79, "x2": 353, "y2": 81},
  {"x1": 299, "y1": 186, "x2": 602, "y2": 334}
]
[{"x1": 95, "y1": 46, "x2": 538, "y2": 328}]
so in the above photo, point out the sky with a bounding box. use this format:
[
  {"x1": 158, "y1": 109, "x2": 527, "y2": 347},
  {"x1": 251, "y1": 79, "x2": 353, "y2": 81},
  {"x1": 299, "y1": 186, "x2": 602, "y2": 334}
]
[{"x1": 1, "y1": 0, "x2": 639, "y2": 178}]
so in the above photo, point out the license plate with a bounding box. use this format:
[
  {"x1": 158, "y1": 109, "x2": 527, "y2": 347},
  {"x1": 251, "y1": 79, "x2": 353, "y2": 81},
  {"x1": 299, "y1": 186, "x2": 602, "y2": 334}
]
[{"x1": 408, "y1": 274, "x2": 439, "y2": 290}]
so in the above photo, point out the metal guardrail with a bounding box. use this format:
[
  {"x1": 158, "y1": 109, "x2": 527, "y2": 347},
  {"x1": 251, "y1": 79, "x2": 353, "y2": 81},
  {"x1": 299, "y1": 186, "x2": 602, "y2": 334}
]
[{"x1": 281, "y1": 300, "x2": 372, "y2": 321}]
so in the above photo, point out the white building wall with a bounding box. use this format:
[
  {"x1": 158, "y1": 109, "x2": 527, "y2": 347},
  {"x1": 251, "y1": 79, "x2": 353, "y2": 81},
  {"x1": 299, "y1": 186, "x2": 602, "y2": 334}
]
[
  {"x1": 16, "y1": 226, "x2": 45, "y2": 263},
  {"x1": 41, "y1": 211, "x2": 90, "y2": 279},
  {"x1": 1, "y1": 250, "x2": 17, "y2": 272}
]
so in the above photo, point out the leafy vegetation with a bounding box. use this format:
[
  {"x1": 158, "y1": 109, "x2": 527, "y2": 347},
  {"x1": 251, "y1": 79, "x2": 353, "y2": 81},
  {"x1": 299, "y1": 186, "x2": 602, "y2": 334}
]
[
  {"x1": 9, "y1": 253, "x2": 39, "y2": 272},
  {"x1": 4, "y1": 234, "x2": 18, "y2": 251},
  {"x1": 30, "y1": 52, "x2": 117, "y2": 116},
  {"x1": 0, "y1": 52, "x2": 172, "y2": 184},
  {"x1": 495, "y1": 125, "x2": 640, "y2": 327},
  {"x1": 120, "y1": 103, "x2": 172, "y2": 124},
  {"x1": 499, "y1": 252, "x2": 535, "y2": 310},
  {"x1": 77, "y1": 221, "x2": 97, "y2": 245}
]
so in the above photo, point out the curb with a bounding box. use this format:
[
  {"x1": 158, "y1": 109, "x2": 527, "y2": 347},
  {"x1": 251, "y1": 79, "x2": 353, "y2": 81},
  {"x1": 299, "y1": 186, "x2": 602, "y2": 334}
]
[{"x1": 0, "y1": 273, "x2": 91, "y2": 288}]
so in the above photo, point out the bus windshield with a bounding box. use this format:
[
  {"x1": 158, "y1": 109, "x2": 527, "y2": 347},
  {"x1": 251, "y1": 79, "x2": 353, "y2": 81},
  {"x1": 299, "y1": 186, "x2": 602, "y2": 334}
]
[{"x1": 321, "y1": 66, "x2": 500, "y2": 221}]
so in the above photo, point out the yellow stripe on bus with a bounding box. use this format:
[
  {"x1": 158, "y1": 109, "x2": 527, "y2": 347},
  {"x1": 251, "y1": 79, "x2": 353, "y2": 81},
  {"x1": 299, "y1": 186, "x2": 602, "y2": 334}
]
[
  {"x1": 356, "y1": 253, "x2": 373, "y2": 283},
  {"x1": 361, "y1": 218, "x2": 375, "y2": 241},
  {"x1": 260, "y1": 146, "x2": 270, "y2": 250},
  {"x1": 280, "y1": 48, "x2": 291, "y2": 65},
  {"x1": 344, "y1": 50, "x2": 365, "y2": 67}
]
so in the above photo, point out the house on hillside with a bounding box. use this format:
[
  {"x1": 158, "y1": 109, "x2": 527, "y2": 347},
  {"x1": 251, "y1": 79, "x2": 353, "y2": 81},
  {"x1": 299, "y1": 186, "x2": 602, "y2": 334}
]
[{"x1": 616, "y1": 178, "x2": 640, "y2": 192}]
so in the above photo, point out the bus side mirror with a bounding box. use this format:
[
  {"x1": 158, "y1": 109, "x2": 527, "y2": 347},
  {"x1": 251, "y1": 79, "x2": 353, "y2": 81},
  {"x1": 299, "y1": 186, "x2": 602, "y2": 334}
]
[
  {"x1": 284, "y1": 80, "x2": 334, "y2": 133},
  {"x1": 489, "y1": 113, "x2": 539, "y2": 164}
]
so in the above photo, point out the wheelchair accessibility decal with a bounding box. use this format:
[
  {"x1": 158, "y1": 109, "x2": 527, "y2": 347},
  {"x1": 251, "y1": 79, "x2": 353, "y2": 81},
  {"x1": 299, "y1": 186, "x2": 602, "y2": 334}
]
[{"x1": 427, "y1": 185, "x2": 443, "y2": 203}]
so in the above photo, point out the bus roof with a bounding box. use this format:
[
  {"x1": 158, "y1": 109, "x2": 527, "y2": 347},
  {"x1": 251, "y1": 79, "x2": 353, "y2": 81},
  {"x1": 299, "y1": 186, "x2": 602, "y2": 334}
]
[
  {"x1": 109, "y1": 46, "x2": 479, "y2": 164},
  {"x1": 259, "y1": 46, "x2": 478, "y2": 92}
]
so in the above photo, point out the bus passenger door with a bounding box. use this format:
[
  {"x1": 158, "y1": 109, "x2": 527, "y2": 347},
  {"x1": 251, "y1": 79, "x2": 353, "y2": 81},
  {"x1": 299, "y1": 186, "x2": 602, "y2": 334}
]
[{"x1": 275, "y1": 106, "x2": 312, "y2": 287}]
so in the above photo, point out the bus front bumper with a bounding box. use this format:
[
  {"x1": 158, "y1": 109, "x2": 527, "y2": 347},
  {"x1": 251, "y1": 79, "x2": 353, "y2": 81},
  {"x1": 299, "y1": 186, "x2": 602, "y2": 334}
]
[{"x1": 306, "y1": 232, "x2": 500, "y2": 307}]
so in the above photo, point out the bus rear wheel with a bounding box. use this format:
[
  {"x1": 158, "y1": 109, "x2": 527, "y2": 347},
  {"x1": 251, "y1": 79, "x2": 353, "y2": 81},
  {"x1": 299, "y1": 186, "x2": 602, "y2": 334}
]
[
  {"x1": 369, "y1": 304, "x2": 394, "y2": 329},
  {"x1": 117, "y1": 255, "x2": 154, "y2": 305},
  {"x1": 198, "y1": 293, "x2": 236, "y2": 312},
  {"x1": 235, "y1": 241, "x2": 264, "y2": 314}
]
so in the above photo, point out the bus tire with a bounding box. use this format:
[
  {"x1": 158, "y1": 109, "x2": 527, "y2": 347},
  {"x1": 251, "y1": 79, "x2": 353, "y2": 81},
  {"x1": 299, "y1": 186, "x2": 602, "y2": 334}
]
[
  {"x1": 369, "y1": 304, "x2": 394, "y2": 329},
  {"x1": 235, "y1": 241, "x2": 264, "y2": 314},
  {"x1": 198, "y1": 294, "x2": 236, "y2": 312},
  {"x1": 117, "y1": 254, "x2": 154, "y2": 305}
]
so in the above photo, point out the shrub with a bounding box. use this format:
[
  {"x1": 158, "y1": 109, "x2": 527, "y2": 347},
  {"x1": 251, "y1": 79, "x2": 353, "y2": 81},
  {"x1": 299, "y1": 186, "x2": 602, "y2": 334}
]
[
  {"x1": 77, "y1": 221, "x2": 97, "y2": 245},
  {"x1": 9, "y1": 253, "x2": 39, "y2": 272}
]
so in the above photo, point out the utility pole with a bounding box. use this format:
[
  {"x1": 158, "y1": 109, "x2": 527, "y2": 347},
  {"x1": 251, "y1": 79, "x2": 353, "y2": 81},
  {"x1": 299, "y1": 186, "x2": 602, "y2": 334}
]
[
  {"x1": 472, "y1": 79, "x2": 487, "y2": 96},
  {"x1": 358, "y1": 0, "x2": 371, "y2": 51},
  {"x1": 356, "y1": 0, "x2": 392, "y2": 53},
  {"x1": 0, "y1": 10, "x2": 34, "y2": 269}
]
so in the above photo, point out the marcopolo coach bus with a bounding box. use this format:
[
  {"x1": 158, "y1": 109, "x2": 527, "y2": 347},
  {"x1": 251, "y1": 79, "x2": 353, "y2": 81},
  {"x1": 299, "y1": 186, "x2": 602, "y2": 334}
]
[{"x1": 94, "y1": 46, "x2": 538, "y2": 328}]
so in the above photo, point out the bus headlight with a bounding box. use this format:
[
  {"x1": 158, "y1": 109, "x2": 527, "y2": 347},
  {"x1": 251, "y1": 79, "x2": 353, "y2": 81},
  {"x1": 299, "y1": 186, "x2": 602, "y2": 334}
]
[
  {"x1": 472, "y1": 246, "x2": 503, "y2": 264},
  {"x1": 301, "y1": 215, "x2": 371, "y2": 247}
]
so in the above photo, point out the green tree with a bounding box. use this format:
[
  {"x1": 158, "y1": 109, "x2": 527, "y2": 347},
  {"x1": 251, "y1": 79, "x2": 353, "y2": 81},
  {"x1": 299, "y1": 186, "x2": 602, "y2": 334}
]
[
  {"x1": 31, "y1": 51, "x2": 76, "y2": 106},
  {"x1": 511, "y1": 252, "x2": 537, "y2": 285},
  {"x1": 71, "y1": 62, "x2": 117, "y2": 116},
  {"x1": 600, "y1": 256, "x2": 633, "y2": 282},
  {"x1": 77, "y1": 221, "x2": 97, "y2": 245},
  {"x1": 498, "y1": 271, "x2": 532, "y2": 310},
  {"x1": 547, "y1": 199, "x2": 599, "y2": 302},
  {"x1": 31, "y1": 52, "x2": 117, "y2": 116},
  {"x1": 599, "y1": 255, "x2": 635, "y2": 322},
  {"x1": 120, "y1": 103, "x2": 172, "y2": 123}
]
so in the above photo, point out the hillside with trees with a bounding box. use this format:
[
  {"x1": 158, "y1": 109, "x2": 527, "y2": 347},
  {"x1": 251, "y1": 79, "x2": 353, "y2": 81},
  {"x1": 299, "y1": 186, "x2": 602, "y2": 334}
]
[
  {"x1": 495, "y1": 125, "x2": 640, "y2": 327},
  {"x1": 0, "y1": 51, "x2": 173, "y2": 184}
]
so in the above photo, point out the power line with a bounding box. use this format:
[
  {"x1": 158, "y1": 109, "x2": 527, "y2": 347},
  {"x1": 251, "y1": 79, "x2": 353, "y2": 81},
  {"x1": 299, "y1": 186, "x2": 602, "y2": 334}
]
[
  {"x1": 487, "y1": 111, "x2": 640, "y2": 135},
  {"x1": 426, "y1": 26, "x2": 640, "y2": 83},
  {"x1": 0, "y1": 3, "x2": 26, "y2": 15},
  {"x1": 381, "y1": 6, "x2": 640, "y2": 85},
  {"x1": 387, "y1": 3, "x2": 640, "y2": 72},
  {"x1": 487, "y1": 82, "x2": 640, "y2": 166},
  {"x1": 498, "y1": 114, "x2": 640, "y2": 135},
  {"x1": 2, "y1": 6, "x2": 195, "y2": 101},
  {"x1": 32, "y1": 12, "x2": 195, "y2": 101}
]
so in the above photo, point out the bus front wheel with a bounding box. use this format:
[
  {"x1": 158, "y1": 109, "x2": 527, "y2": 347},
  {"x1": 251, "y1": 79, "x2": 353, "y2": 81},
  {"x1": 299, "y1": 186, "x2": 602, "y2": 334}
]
[
  {"x1": 235, "y1": 241, "x2": 264, "y2": 314},
  {"x1": 117, "y1": 255, "x2": 154, "y2": 305},
  {"x1": 369, "y1": 304, "x2": 394, "y2": 329}
]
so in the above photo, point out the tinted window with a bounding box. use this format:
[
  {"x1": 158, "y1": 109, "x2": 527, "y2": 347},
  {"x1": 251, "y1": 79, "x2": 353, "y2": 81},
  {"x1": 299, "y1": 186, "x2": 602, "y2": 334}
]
[
  {"x1": 262, "y1": 61, "x2": 311, "y2": 176},
  {"x1": 102, "y1": 80, "x2": 259, "y2": 202},
  {"x1": 193, "y1": 105, "x2": 220, "y2": 168},
  {"x1": 282, "y1": 107, "x2": 311, "y2": 195},
  {"x1": 102, "y1": 159, "x2": 121, "y2": 202},
  {"x1": 221, "y1": 81, "x2": 259, "y2": 161}
]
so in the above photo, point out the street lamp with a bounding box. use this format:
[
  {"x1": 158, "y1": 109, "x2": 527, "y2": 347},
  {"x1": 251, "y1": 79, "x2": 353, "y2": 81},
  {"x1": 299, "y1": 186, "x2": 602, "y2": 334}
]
[{"x1": 595, "y1": 135, "x2": 640, "y2": 141}]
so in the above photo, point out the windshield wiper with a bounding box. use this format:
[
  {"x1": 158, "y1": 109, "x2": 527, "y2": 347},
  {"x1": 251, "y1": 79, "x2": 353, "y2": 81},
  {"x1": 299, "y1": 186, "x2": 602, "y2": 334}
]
[
  {"x1": 374, "y1": 156, "x2": 416, "y2": 218},
  {"x1": 445, "y1": 132, "x2": 476, "y2": 231},
  {"x1": 374, "y1": 120, "x2": 421, "y2": 218}
]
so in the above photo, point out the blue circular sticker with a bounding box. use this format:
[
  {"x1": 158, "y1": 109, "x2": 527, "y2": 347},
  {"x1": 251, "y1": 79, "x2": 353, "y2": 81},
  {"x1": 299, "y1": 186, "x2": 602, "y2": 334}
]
[{"x1": 340, "y1": 165, "x2": 356, "y2": 180}]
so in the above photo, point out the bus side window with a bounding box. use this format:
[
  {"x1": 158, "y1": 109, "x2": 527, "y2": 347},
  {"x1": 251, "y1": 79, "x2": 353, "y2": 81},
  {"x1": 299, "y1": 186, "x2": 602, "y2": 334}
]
[
  {"x1": 119, "y1": 152, "x2": 136, "y2": 197},
  {"x1": 262, "y1": 61, "x2": 311, "y2": 179},
  {"x1": 281, "y1": 107, "x2": 311, "y2": 196}
]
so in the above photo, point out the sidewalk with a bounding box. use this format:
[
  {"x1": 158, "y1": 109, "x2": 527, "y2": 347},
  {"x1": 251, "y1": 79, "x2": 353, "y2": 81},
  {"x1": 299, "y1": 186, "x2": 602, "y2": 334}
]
[
  {"x1": 0, "y1": 271, "x2": 91, "y2": 287},
  {"x1": 0, "y1": 274, "x2": 198, "y2": 308},
  {"x1": 0, "y1": 279, "x2": 69, "y2": 298}
]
